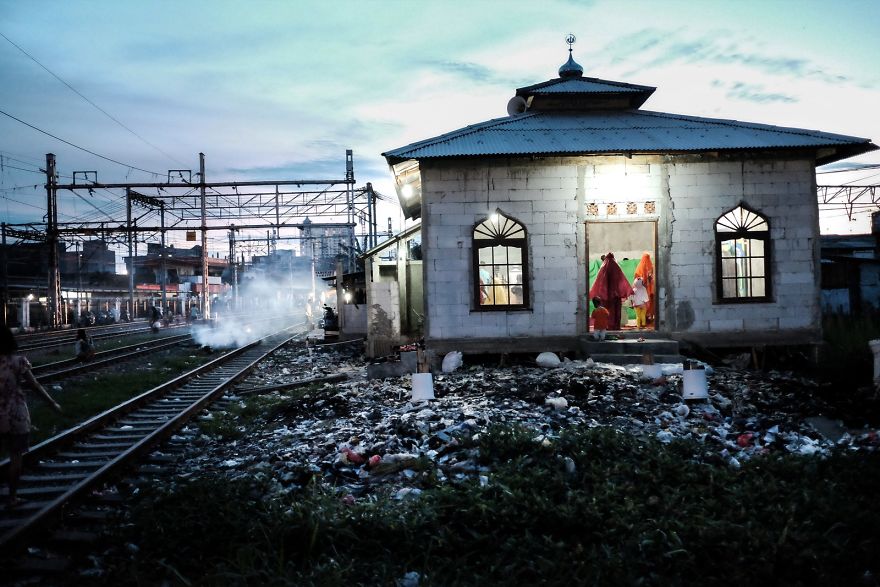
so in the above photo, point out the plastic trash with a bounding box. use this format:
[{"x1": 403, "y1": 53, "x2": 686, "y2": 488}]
[
  {"x1": 399, "y1": 571, "x2": 421, "y2": 587},
  {"x1": 536, "y1": 352, "x2": 561, "y2": 368},
  {"x1": 411, "y1": 373, "x2": 435, "y2": 401},
  {"x1": 340, "y1": 447, "x2": 365, "y2": 465},
  {"x1": 545, "y1": 396, "x2": 568, "y2": 410},
  {"x1": 442, "y1": 351, "x2": 463, "y2": 373}
]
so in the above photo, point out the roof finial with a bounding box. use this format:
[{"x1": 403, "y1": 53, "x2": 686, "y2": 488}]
[{"x1": 559, "y1": 33, "x2": 583, "y2": 78}]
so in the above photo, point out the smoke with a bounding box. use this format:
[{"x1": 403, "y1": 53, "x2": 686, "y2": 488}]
[{"x1": 190, "y1": 269, "x2": 317, "y2": 348}]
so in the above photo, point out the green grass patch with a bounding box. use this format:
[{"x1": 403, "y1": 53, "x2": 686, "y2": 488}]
[
  {"x1": 821, "y1": 312, "x2": 880, "y2": 376},
  {"x1": 26, "y1": 331, "x2": 175, "y2": 367},
  {"x1": 198, "y1": 385, "x2": 323, "y2": 440},
  {"x1": 104, "y1": 426, "x2": 880, "y2": 586}
]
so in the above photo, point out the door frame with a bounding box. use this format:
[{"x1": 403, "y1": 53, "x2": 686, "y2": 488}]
[{"x1": 585, "y1": 219, "x2": 659, "y2": 331}]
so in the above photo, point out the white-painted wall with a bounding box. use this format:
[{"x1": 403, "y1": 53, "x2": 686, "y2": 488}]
[{"x1": 419, "y1": 154, "x2": 820, "y2": 346}]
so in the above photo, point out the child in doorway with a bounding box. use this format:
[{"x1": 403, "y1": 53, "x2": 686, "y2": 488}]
[
  {"x1": 632, "y1": 277, "x2": 650, "y2": 329},
  {"x1": 590, "y1": 297, "x2": 610, "y2": 341}
]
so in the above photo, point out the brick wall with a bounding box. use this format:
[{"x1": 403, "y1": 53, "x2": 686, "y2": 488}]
[{"x1": 419, "y1": 154, "x2": 820, "y2": 345}]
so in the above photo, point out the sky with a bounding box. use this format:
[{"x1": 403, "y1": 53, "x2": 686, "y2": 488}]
[{"x1": 1, "y1": 0, "x2": 879, "y2": 266}]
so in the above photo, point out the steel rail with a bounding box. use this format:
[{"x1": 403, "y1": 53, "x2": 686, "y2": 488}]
[
  {"x1": 16, "y1": 321, "x2": 179, "y2": 351},
  {"x1": 31, "y1": 333, "x2": 194, "y2": 381},
  {"x1": 0, "y1": 324, "x2": 305, "y2": 550}
]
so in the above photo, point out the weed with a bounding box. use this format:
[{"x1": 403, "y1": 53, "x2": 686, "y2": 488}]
[{"x1": 104, "y1": 426, "x2": 880, "y2": 586}]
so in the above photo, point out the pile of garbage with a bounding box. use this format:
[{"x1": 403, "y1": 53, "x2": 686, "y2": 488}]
[{"x1": 160, "y1": 343, "x2": 880, "y2": 502}]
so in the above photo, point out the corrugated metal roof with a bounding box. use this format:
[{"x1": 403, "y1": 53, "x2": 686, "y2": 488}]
[
  {"x1": 360, "y1": 223, "x2": 421, "y2": 259},
  {"x1": 530, "y1": 79, "x2": 646, "y2": 94},
  {"x1": 383, "y1": 110, "x2": 877, "y2": 165},
  {"x1": 517, "y1": 76, "x2": 655, "y2": 96}
]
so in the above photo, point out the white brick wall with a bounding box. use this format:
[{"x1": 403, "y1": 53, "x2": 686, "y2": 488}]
[
  {"x1": 420, "y1": 155, "x2": 820, "y2": 342},
  {"x1": 666, "y1": 158, "x2": 820, "y2": 335}
]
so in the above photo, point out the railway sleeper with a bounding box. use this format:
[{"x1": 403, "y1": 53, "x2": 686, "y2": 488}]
[
  {"x1": 56, "y1": 450, "x2": 125, "y2": 460},
  {"x1": 72, "y1": 441, "x2": 135, "y2": 450},
  {"x1": 20, "y1": 472, "x2": 89, "y2": 484},
  {"x1": 37, "y1": 461, "x2": 107, "y2": 471},
  {"x1": 86, "y1": 433, "x2": 147, "y2": 442}
]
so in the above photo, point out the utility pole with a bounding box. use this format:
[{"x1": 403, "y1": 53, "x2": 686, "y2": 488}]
[
  {"x1": 228, "y1": 226, "x2": 238, "y2": 306},
  {"x1": 200, "y1": 153, "x2": 210, "y2": 320},
  {"x1": 1, "y1": 223, "x2": 7, "y2": 325},
  {"x1": 76, "y1": 241, "x2": 82, "y2": 323},
  {"x1": 345, "y1": 149, "x2": 355, "y2": 273},
  {"x1": 366, "y1": 182, "x2": 377, "y2": 249},
  {"x1": 45, "y1": 153, "x2": 61, "y2": 328},
  {"x1": 126, "y1": 188, "x2": 134, "y2": 320},
  {"x1": 160, "y1": 201, "x2": 167, "y2": 314}
]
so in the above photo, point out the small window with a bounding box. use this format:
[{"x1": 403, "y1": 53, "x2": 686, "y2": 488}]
[
  {"x1": 473, "y1": 211, "x2": 529, "y2": 309},
  {"x1": 715, "y1": 204, "x2": 771, "y2": 302}
]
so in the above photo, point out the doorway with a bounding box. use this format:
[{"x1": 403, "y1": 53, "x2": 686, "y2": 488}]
[{"x1": 586, "y1": 220, "x2": 657, "y2": 331}]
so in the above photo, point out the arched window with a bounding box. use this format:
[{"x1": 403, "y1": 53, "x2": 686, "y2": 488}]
[
  {"x1": 715, "y1": 204, "x2": 771, "y2": 302},
  {"x1": 473, "y1": 211, "x2": 529, "y2": 309}
]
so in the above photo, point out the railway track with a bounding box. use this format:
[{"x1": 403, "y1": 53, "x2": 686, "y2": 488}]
[
  {"x1": 0, "y1": 323, "x2": 306, "y2": 555},
  {"x1": 15, "y1": 321, "x2": 190, "y2": 353},
  {"x1": 31, "y1": 333, "x2": 194, "y2": 382}
]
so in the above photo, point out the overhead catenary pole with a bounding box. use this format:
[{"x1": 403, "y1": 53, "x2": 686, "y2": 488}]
[
  {"x1": 200, "y1": 153, "x2": 210, "y2": 320},
  {"x1": 160, "y1": 201, "x2": 167, "y2": 314},
  {"x1": 1, "y1": 223, "x2": 8, "y2": 324},
  {"x1": 345, "y1": 150, "x2": 355, "y2": 273},
  {"x1": 366, "y1": 182, "x2": 377, "y2": 249},
  {"x1": 228, "y1": 225, "x2": 239, "y2": 306},
  {"x1": 45, "y1": 153, "x2": 61, "y2": 329},
  {"x1": 126, "y1": 188, "x2": 134, "y2": 320}
]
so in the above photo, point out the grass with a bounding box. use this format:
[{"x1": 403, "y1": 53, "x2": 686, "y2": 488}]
[
  {"x1": 821, "y1": 312, "x2": 880, "y2": 377},
  {"x1": 25, "y1": 331, "x2": 174, "y2": 367},
  {"x1": 198, "y1": 385, "x2": 323, "y2": 440},
  {"x1": 102, "y1": 425, "x2": 880, "y2": 587}
]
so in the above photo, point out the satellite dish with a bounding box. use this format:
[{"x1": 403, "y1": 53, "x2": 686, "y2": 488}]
[{"x1": 506, "y1": 95, "x2": 528, "y2": 116}]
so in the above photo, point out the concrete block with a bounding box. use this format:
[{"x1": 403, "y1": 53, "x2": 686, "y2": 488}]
[{"x1": 709, "y1": 318, "x2": 744, "y2": 331}]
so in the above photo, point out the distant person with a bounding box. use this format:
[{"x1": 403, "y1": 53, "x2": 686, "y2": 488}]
[
  {"x1": 0, "y1": 324, "x2": 62, "y2": 508},
  {"x1": 590, "y1": 297, "x2": 610, "y2": 341},
  {"x1": 74, "y1": 328, "x2": 96, "y2": 361},
  {"x1": 150, "y1": 305, "x2": 162, "y2": 332}
]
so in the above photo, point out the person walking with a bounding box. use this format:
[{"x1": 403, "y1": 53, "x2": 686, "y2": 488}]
[{"x1": 0, "y1": 324, "x2": 62, "y2": 508}]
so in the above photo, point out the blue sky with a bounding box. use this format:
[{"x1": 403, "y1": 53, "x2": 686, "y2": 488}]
[{"x1": 1, "y1": 0, "x2": 878, "y2": 258}]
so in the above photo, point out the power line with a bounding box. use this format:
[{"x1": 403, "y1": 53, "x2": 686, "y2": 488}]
[
  {"x1": 0, "y1": 163, "x2": 44, "y2": 175},
  {"x1": 0, "y1": 109, "x2": 163, "y2": 177},
  {"x1": 0, "y1": 30, "x2": 188, "y2": 169},
  {"x1": 817, "y1": 163, "x2": 880, "y2": 174},
  {"x1": 0, "y1": 193, "x2": 45, "y2": 211}
]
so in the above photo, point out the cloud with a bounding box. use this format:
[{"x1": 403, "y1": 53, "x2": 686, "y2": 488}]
[
  {"x1": 724, "y1": 82, "x2": 797, "y2": 104},
  {"x1": 606, "y1": 28, "x2": 862, "y2": 87}
]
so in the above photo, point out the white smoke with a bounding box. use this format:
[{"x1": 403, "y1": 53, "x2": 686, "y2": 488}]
[{"x1": 190, "y1": 269, "x2": 316, "y2": 348}]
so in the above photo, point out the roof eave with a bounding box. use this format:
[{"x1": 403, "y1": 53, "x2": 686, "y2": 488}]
[
  {"x1": 383, "y1": 143, "x2": 879, "y2": 166},
  {"x1": 814, "y1": 142, "x2": 879, "y2": 166}
]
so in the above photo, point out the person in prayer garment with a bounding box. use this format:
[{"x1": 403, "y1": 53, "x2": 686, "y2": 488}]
[{"x1": 588, "y1": 252, "x2": 634, "y2": 332}]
